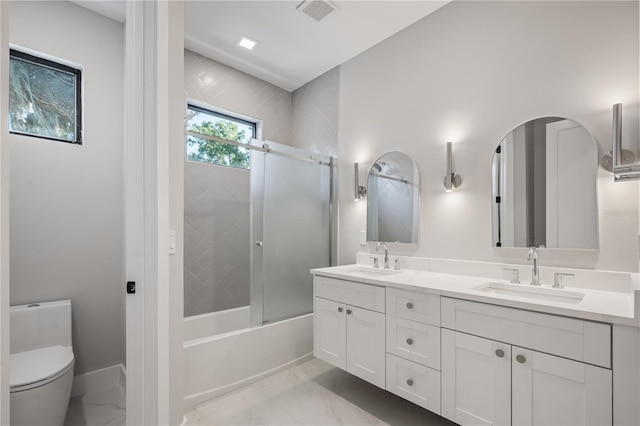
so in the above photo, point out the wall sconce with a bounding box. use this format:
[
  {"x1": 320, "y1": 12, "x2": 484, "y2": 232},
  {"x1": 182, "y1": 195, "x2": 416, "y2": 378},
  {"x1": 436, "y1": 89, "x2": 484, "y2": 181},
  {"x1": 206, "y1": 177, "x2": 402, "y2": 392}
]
[
  {"x1": 443, "y1": 141, "x2": 462, "y2": 192},
  {"x1": 601, "y1": 103, "x2": 640, "y2": 181},
  {"x1": 354, "y1": 162, "x2": 367, "y2": 200}
]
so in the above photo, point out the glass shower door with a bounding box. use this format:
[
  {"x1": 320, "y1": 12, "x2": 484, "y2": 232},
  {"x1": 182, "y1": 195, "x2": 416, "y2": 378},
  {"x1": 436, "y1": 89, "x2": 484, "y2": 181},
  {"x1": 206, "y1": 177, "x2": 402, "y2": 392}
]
[{"x1": 250, "y1": 141, "x2": 331, "y2": 325}]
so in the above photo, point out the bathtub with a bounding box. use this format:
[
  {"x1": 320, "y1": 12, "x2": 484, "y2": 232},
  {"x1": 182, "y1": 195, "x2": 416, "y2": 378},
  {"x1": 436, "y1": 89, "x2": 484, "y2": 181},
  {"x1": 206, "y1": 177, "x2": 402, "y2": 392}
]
[
  {"x1": 184, "y1": 306, "x2": 251, "y2": 340},
  {"x1": 183, "y1": 310, "x2": 313, "y2": 409}
]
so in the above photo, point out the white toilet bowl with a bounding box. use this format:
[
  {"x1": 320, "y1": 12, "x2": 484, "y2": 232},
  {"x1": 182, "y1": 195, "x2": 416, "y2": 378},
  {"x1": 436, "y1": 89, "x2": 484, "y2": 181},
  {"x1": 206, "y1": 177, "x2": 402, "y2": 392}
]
[
  {"x1": 10, "y1": 300, "x2": 75, "y2": 426},
  {"x1": 10, "y1": 345, "x2": 75, "y2": 426}
]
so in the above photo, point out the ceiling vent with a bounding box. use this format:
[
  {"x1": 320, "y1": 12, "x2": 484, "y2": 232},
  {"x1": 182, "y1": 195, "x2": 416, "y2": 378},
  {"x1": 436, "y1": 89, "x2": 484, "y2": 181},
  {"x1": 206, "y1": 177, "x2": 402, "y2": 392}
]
[{"x1": 297, "y1": 0, "x2": 338, "y2": 22}]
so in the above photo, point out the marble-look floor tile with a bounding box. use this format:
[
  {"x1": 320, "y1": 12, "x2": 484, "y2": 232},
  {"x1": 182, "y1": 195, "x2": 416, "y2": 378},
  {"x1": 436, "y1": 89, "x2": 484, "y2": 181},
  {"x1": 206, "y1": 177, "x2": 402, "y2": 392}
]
[
  {"x1": 184, "y1": 358, "x2": 456, "y2": 426},
  {"x1": 64, "y1": 386, "x2": 126, "y2": 426}
]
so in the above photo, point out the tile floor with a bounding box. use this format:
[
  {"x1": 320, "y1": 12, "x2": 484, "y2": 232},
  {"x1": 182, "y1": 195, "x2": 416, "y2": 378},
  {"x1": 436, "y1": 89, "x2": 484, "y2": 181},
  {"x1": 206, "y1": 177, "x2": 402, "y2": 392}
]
[
  {"x1": 184, "y1": 357, "x2": 456, "y2": 426},
  {"x1": 64, "y1": 386, "x2": 126, "y2": 426}
]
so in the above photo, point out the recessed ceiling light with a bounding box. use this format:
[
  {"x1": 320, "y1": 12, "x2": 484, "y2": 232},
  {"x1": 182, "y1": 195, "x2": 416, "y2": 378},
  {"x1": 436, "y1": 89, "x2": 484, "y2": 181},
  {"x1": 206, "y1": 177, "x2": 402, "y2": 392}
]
[{"x1": 238, "y1": 36, "x2": 257, "y2": 50}]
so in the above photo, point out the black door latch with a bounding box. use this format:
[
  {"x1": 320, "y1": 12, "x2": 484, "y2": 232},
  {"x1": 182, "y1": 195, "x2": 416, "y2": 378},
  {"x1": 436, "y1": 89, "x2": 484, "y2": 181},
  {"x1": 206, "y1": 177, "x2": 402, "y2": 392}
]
[{"x1": 126, "y1": 281, "x2": 136, "y2": 294}]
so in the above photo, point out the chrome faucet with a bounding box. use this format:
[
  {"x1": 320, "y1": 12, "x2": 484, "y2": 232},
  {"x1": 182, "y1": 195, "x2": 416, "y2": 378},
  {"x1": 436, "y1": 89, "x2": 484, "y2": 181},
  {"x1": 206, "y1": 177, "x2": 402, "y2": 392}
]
[
  {"x1": 376, "y1": 242, "x2": 390, "y2": 269},
  {"x1": 527, "y1": 246, "x2": 541, "y2": 286}
]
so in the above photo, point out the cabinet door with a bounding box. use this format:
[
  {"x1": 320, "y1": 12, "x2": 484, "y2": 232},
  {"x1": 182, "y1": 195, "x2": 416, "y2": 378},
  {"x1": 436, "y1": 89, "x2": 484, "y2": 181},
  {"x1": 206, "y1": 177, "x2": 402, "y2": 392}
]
[
  {"x1": 512, "y1": 347, "x2": 612, "y2": 426},
  {"x1": 314, "y1": 297, "x2": 346, "y2": 369},
  {"x1": 442, "y1": 329, "x2": 511, "y2": 426},
  {"x1": 346, "y1": 306, "x2": 386, "y2": 389}
]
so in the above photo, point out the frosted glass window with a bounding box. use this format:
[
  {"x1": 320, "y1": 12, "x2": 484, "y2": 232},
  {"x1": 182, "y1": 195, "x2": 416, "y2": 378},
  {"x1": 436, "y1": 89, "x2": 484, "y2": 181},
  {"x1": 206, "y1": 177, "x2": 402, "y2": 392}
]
[
  {"x1": 186, "y1": 105, "x2": 256, "y2": 169},
  {"x1": 9, "y1": 49, "x2": 82, "y2": 144}
]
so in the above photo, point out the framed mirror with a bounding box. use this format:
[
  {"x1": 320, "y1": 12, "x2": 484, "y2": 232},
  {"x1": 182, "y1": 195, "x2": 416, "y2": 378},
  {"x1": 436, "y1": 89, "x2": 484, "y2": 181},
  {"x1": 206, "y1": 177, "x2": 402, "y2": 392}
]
[
  {"x1": 366, "y1": 151, "x2": 420, "y2": 244},
  {"x1": 491, "y1": 117, "x2": 598, "y2": 249}
]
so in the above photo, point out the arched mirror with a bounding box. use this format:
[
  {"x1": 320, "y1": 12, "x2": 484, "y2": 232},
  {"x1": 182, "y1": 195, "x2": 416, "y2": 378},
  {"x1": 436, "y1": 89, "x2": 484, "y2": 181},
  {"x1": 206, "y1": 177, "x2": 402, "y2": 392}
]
[
  {"x1": 366, "y1": 151, "x2": 420, "y2": 244},
  {"x1": 491, "y1": 117, "x2": 599, "y2": 249}
]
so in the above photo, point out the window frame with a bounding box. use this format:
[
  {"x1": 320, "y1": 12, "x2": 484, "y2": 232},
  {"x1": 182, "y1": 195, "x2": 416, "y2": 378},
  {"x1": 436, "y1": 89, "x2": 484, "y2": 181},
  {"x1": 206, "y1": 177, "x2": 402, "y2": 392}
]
[
  {"x1": 9, "y1": 48, "x2": 83, "y2": 145},
  {"x1": 185, "y1": 103, "x2": 258, "y2": 169}
]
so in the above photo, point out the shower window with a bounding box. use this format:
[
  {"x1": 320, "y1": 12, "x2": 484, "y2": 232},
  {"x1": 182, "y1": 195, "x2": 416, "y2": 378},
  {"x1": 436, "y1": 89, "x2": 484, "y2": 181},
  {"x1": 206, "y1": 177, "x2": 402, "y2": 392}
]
[
  {"x1": 9, "y1": 49, "x2": 82, "y2": 144},
  {"x1": 185, "y1": 104, "x2": 256, "y2": 169}
]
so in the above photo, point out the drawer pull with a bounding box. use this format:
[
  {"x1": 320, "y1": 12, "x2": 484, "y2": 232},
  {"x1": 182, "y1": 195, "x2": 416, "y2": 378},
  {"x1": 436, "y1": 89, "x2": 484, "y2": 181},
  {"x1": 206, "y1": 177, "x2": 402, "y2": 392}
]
[
  {"x1": 516, "y1": 354, "x2": 526, "y2": 364},
  {"x1": 406, "y1": 302, "x2": 414, "y2": 309},
  {"x1": 406, "y1": 379, "x2": 414, "y2": 386},
  {"x1": 338, "y1": 307, "x2": 343, "y2": 313},
  {"x1": 346, "y1": 309, "x2": 352, "y2": 315},
  {"x1": 495, "y1": 349, "x2": 504, "y2": 358},
  {"x1": 406, "y1": 338, "x2": 413, "y2": 345}
]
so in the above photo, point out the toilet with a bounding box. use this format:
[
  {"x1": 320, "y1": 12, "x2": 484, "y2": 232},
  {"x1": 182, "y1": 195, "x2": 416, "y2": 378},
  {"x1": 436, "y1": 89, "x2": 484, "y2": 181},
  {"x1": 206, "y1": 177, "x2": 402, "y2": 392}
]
[{"x1": 10, "y1": 300, "x2": 75, "y2": 426}]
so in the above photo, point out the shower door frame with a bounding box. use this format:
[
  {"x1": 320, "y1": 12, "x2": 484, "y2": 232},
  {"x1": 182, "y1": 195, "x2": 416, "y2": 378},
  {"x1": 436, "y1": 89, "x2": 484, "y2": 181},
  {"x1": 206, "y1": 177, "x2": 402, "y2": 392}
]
[
  {"x1": 249, "y1": 139, "x2": 335, "y2": 328},
  {"x1": 180, "y1": 131, "x2": 337, "y2": 329}
]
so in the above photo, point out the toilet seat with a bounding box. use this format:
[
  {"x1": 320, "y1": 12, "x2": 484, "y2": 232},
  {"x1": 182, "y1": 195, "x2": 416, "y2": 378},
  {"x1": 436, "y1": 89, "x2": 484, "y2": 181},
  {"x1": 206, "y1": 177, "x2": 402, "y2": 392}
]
[{"x1": 10, "y1": 345, "x2": 74, "y2": 392}]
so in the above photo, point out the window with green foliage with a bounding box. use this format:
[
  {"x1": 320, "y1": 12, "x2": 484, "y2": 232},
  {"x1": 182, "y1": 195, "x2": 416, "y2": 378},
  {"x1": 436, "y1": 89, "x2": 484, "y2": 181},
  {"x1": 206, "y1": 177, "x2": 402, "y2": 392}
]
[
  {"x1": 9, "y1": 49, "x2": 82, "y2": 144},
  {"x1": 186, "y1": 105, "x2": 256, "y2": 169}
]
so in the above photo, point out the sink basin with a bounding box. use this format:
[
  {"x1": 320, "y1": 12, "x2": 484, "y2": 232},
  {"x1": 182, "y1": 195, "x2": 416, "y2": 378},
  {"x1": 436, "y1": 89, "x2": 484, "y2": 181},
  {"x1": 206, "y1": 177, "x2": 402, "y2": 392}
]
[
  {"x1": 343, "y1": 266, "x2": 402, "y2": 277},
  {"x1": 473, "y1": 282, "x2": 585, "y2": 304}
]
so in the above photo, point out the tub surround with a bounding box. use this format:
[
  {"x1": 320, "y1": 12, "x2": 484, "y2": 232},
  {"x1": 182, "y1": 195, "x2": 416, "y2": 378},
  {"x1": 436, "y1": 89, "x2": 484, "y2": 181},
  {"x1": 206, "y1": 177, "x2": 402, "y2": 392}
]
[{"x1": 311, "y1": 256, "x2": 640, "y2": 425}]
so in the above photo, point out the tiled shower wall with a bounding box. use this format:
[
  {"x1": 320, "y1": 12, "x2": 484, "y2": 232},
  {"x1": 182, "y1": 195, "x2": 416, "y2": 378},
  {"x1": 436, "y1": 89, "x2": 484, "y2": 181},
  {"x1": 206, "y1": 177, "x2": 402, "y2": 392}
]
[
  {"x1": 184, "y1": 49, "x2": 293, "y2": 317},
  {"x1": 291, "y1": 66, "x2": 339, "y2": 157},
  {"x1": 184, "y1": 49, "x2": 292, "y2": 145},
  {"x1": 183, "y1": 162, "x2": 250, "y2": 317},
  {"x1": 184, "y1": 49, "x2": 340, "y2": 317}
]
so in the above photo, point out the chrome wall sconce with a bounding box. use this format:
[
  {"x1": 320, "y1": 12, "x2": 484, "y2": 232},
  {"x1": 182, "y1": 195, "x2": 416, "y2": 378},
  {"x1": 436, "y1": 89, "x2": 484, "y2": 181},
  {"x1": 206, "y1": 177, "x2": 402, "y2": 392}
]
[
  {"x1": 601, "y1": 103, "x2": 640, "y2": 181},
  {"x1": 354, "y1": 162, "x2": 367, "y2": 200},
  {"x1": 443, "y1": 141, "x2": 462, "y2": 192}
]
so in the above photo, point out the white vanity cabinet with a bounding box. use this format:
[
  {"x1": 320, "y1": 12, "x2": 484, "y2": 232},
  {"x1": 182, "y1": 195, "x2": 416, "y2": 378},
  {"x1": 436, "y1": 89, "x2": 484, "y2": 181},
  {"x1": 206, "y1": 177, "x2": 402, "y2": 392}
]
[
  {"x1": 441, "y1": 297, "x2": 613, "y2": 426},
  {"x1": 313, "y1": 276, "x2": 386, "y2": 388},
  {"x1": 311, "y1": 268, "x2": 630, "y2": 426}
]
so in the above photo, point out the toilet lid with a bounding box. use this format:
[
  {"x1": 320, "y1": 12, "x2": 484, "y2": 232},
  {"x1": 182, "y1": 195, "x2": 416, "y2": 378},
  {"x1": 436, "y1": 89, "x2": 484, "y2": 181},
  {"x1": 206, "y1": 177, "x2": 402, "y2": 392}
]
[{"x1": 10, "y1": 345, "x2": 74, "y2": 388}]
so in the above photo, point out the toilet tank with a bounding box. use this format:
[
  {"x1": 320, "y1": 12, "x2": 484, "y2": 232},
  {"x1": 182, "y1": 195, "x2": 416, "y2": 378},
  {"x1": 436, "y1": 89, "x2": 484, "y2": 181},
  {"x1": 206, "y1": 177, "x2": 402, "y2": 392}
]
[{"x1": 10, "y1": 300, "x2": 72, "y2": 354}]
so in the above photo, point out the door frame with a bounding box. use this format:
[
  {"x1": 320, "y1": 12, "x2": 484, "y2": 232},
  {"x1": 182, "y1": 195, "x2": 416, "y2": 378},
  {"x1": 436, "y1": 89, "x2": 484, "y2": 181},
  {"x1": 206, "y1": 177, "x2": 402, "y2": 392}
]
[
  {"x1": 124, "y1": 1, "x2": 184, "y2": 424},
  {"x1": 0, "y1": 1, "x2": 9, "y2": 423}
]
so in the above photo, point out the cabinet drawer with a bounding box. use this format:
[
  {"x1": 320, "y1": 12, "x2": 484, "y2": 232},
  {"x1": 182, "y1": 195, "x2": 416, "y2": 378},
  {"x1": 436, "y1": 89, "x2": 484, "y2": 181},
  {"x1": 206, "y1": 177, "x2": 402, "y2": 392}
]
[
  {"x1": 386, "y1": 316, "x2": 440, "y2": 370},
  {"x1": 441, "y1": 297, "x2": 611, "y2": 368},
  {"x1": 386, "y1": 353, "x2": 441, "y2": 415},
  {"x1": 386, "y1": 288, "x2": 440, "y2": 325},
  {"x1": 314, "y1": 275, "x2": 385, "y2": 313}
]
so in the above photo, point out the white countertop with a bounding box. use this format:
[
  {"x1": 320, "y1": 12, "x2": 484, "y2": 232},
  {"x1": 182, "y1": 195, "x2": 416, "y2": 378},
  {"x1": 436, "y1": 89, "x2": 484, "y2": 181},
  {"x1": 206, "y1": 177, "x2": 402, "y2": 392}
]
[{"x1": 311, "y1": 264, "x2": 640, "y2": 327}]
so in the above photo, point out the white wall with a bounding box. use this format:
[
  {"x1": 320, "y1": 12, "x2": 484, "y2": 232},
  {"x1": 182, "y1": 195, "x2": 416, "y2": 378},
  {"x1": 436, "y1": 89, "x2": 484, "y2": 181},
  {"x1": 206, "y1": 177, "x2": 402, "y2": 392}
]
[
  {"x1": 9, "y1": 1, "x2": 124, "y2": 375},
  {"x1": 338, "y1": 1, "x2": 639, "y2": 273}
]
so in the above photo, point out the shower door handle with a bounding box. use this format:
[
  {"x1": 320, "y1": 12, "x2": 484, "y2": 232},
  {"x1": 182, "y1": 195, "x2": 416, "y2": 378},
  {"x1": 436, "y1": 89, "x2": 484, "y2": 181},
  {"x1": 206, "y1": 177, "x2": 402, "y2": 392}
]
[{"x1": 256, "y1": 241, "x2": 263, "y2": 246}]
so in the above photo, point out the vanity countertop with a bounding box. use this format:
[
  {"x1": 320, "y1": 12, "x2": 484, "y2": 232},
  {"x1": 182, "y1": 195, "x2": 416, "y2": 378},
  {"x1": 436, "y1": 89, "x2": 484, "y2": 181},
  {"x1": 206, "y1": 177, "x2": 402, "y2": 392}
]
[{"x1": 311, "y1": 264, "x2": 639, "y2": 327}]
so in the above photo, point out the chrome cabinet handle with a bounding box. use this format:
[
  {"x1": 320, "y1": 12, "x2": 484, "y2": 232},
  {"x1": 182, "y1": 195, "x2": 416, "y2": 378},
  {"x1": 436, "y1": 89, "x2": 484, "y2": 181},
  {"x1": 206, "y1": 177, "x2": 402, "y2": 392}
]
[
  {"x1": 406, "y1": 302, "x2": 413, "y2": 309},
  {"x1": 495, "y1": 349, "x2": 504, "y2": 358},
  {"x1": 346, "y1": 309, "x2": 352, "y2": 315},
  {"x1": 406, "y1": 338, "x2": 413, "y2": 345},
  {"x1": 338, "y1": 307, "x2": 343, "y2": 313},
  {"x1": 516, "y1": 354, "x2": 526, "y2": 364},
  {"x1": 406, "y1": 379, "x2": 414, "y2": 386}
]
